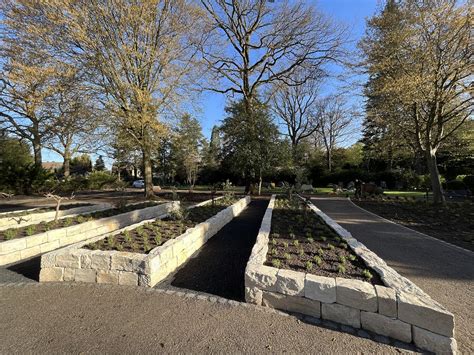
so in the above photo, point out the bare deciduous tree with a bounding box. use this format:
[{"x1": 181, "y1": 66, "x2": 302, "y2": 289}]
[
  {"x1": 200, "y1": 0, "x2": 345, "y2": 109},
  {"x1": 271, "y1": 69, "x2": 323, "y2": 157},
  {"x1": 314, "y1": 96, "x2": 354, "y2": 172}
]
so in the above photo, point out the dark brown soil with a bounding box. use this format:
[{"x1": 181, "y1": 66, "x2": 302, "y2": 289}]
[
  {"x1": 84, "y1": 199, "x2": 236, "y2": 254},
  {"x1": 354, "y1": 198, "x2": 474, "y2": 251},
  {"x1": 0, "y1": 202, "x2": 157, "y2": 242},
  {"x1": 264, "y1": 197, "x2": 382, "y2": 285},
  {"x1": 0, "y1": 203, "x2": 92, "y2": 218}
]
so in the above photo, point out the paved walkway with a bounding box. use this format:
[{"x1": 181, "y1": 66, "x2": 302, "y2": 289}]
[
  {"x1": 311, "y1": 197, "x2": 474, "y2": 353},
  {"x1": 0, "y1": 283, "x2": 412, "y2": 353},
  {"x1": 171, "y1": 199, "x2": 268, "y2": 301}
]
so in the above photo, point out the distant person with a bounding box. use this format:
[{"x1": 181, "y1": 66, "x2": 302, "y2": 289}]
[{"x1": 355, "y1": 179, "x2": 363, "y2": 199}]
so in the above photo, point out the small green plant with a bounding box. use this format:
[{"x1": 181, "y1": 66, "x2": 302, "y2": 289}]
[
  {"x1": 25, "y1": 225, "x2": 36, "y2": 236},
  {"x1": 283, "y1": 242, "x2": 289, "y2": 248},
  {"x1": 289, "y1": 232, "x2": 296, "y2": 239},
  {"x1": 108, "y1": 235, "x2": 116, "y2": 247},
  {"x1": 293, "y1": 240, "x2": 299, "y2": 247},
  {"x1": 363, "y1": 269, "x2": 373, "y2": 281},
  {"x1": 123, "y1": 230, "x2": 132, "y2": 243},
  {"x1": 4, "y1": 229, "x2": 17, "y2": 240},
  {"x1": 271, "y1": 233, "x2": 280, "y2": 238},
  {"x1": 313, "y1": 255, "x2": 322, "y2": 266},
  {"x1": 305, "y1": 260, "x2": 313, "y2": 271},
  {"x1": 320, "y1": 236, "x2": 327, "y2": 242},
  {"x1": 116, "y1": 244, "x2": 124, "y2": 252},
  {"x1": 305, "y1": 231, "x2": 312, "y2": 238},
  {"x1": 334, "y1": 236, "x2": 341, "y2": 242},
  {"x1": 271, "y1": 238, "x2": 277, "y2": 246},
  {"x1": 306, "y1": 237, "x2": 314, "y2": 243},
  {"x1": 327, "y1": 243, "x2": 335, "y2": 250},
  {"x1": 131, "y1": 242, "x2": 139, "y2": 252},
  {"x1": 348, "y1": 254, "x2": 356, "y2": 261},
  {"x1": 283, "y1": 252, "x2": 291, "y2": 260},
  {"x1": 136, "y1": 226, "x2": 145, "y2": 236},
  {"x1": 340, "y1": 243, "x2": 348, "y2": 249},
  {"x1": 317, "y1": 248, "x2": 324, "y2": 257},
  {"x1": 337, "y1": 263, "x2": 346, "y2": 274},
  {"x1": 143, "y1": 240, "x2": 151, "y2": 252},
  {"x1": 271, "y1": 248, "x2": 278, "y2": 256},
  {"x1": 155, "y1": 235, "x2": 163, "y2": 246},
  {"x1": 271, "y1": 259, "x2": 281, "y2": 268},
  {"x1": 338, "y1": 255, "x2": 347, "y2": 264},
  {"x1": 298, "y1": 248, "x2": 305, "y2": 257}
]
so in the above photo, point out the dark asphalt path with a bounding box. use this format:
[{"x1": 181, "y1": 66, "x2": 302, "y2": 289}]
[
  {"x1": 311, "y1": 196, "x2": 474, "y2": 353},
  {"x1": 171, "y1": 199, "x2": 269, "y2": 301}
]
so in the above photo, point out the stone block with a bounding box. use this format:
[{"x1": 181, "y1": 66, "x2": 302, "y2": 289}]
[
  {"x1": 56, "y1": 253, "x2": 81, "y2": 268},
  {"x1": 398, "y1": 291, "x2": 454, "y2": 337},
  {"x1": 25, "y1": 234, "x2": 48, "y2": 248},
  {"x1": 47, "y1": 228, "x2": 65, "y2": 242},
  {"x1": 245, "y1": 287, "x2": 263, "y2": 305},
  {"x1": 305, "y1": 274, "x2": 336, "y2": 303},
  {"x1": 110, "y1": 253, "x2": 146, "y2": 272},
  {"x1": 74, "y1": 268, "x2": 96, "y2": 283},
  {"x1": 97, "y1": 270, "x2": 119, "y2": 284},
  {"x1": 375, "y1": 285, "x2": 397, "y2": 318},
  {"x1": 321, "y1": 303, "x2": 361, "y2": 328},
  {"x1": 0, "y1": 251, "x2": 21, "y2": 266},
  {"x1": 20, "y1": 245, "x2": 41, "y2": 260},
  {"x1": 336, "y1": 278, "x2": 377, "y2": 312},
  {"x1": 63, "y1": 268, "x2": 75, "y2": 281},
  {"x1": 1, "y1": 238, "x2": 26, "y2": 253},
  {"x1": 40, "y1": 252, "x2": 56, "y2": 268},
  {"x1": 245, "y1": 265, "x2": 278, "y2": 291},
  {"x1": 118, "y1": 271, "x2": 138, "y2": 286},
  {"x1": 275, "y1": 269, "x2": 305, "y2": 296},
  {"x1": 90, "y1": 252, "x2": 112, "y2": 270},
  {"x1": 40, "y1": 267, "x2": 64, "y2": 282},
  {"x1": 361, "y1": 311, "x2": 411, "y2": 343},
  {"x1": 40, "y1": 240, "x2": 60, "y2": 253},
  {"x1": 263, "y1": 292, "x2": 320, "y2": 318},
  {"x1": 413, "y1": 326, "x2": 457, "y2": 354}
]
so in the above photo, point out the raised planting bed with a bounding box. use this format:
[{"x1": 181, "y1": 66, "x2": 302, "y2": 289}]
[
  {"x1": 0, "y1": 201, "x2": 177, "y2": 266},
  {"x1": 264, "y1": 196, "x2": 382, "y2": 284},
  {"x1": 245, "y1": 194, "x2": 456, "y2": 354},
  {"x1": 0, "y1": 203, "x2": 111, "y2": 231},
  {"x1": 39, "y1": 196, "x2": 251, "y2": 287}
]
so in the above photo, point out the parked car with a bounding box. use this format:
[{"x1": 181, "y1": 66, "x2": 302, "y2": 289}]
[{"x1": 132, "y1": 179, "x2": 145, "y2": 188}]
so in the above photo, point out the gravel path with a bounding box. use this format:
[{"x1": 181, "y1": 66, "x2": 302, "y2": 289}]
[
  {"x1": 311, "y1": 196, "x2": 474, "y2": 353},
  {"x1": 171, "y1": 199, "x2": 269, "y2": 301},
  {"x1": 0, "y1": 283, "x2": 414, "y2": 354}
]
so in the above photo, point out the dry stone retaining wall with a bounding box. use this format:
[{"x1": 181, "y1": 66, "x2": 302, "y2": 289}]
[
  {"x1": 0, "y1": 202, "x2": 177, "y2": 266},
  {"x1": 0, "y1": 203, "x2": 112, "y2": 231},
  {"x1": 40, "y1": 196, "x2": 251, "y2": 288},
  {"x1": 245, "y1": 194, "x2": 456, "y2": 354}
]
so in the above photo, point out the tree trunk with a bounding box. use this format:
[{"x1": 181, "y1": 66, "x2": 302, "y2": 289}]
[
  {"x1": 426, "y1": 149, "x2": 445, "y2": 204},
  {"x1": 33, "y1": 137, "x2": 42, "y2": 167},
  {"x1": 327, "y1": 149, "x2": 332, "y2": 172},
  {"x1": 142, "y1": 148, "x2": 154, "y2": 199},
  {"x1": 63, "y1": 152, "x2": 71, "y2": 179},
  {"x1": 258, "y1": 171, "x2": 262, "y2": 196}
]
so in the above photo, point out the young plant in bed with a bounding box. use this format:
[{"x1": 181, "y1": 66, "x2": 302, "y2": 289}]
[
  {"x1": 25, "y1": 225, "x2": 36, "y2": 236},
  {"x1": 4, "y1": 229, "x2": 17, "y2": 240}
]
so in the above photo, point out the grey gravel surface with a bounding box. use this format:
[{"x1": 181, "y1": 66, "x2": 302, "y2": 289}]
[
  {"x1": 0, "y1": 283, "x2": 415, "y2": 354},
  {"x1": 311, "y1": 196, "x2": 474, "y2": 354}
]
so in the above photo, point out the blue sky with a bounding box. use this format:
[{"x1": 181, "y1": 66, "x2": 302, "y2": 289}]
[{"x1": 43, "y1": 0, "x2": 379, "y2": 164}]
